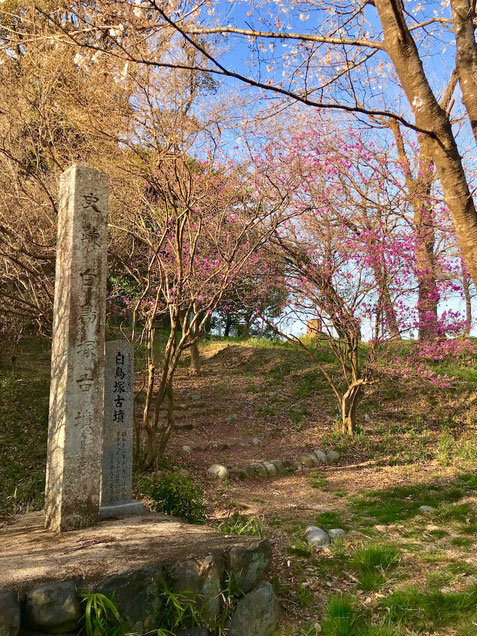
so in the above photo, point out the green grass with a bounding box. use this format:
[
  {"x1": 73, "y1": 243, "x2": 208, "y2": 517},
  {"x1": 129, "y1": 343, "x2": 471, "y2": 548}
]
[
  {"x1": 313, "y1": 539, "x2": 403, "y2": 595},
  {"x1": 79, "y1": 591, "x2": 125, "y2": 636},
  {"x1": 288, "y1": 405, "x2": 309, "y2": 428},
  {"x1": 297, "y1": 583, "x2": 314, "y2": 607},
  {"x1": 217, "y1": 512, "x2": 264, "y2": 537},
  {"x1": 293, "y1": 370, "x2": 324, "y2": 398},
  {"x1": 321, "y1": 596, "x2": 366, "y2": 636},
  {"x1": 288, "y1": 537, "x2": 313, "y2": 558},
  {"x1": 136, "y1": 472, "x2": 206, "y2": 523},
  {"x1": 451, "y1": 536, "x2": 473, "y2": 548},
  {"x1": 437, "y1": 502, "x2": 475, "y2": 523},
  {"x1": 351, "y1": 544, "x2": 401, "y2": 591},
  {"x1": 309, "y1": 471, "x2": 328, "y2": 489},
  {"x1": 352, "y1": 544, "x2": 401, "y2": 571},
  {"x1": 350, "y1": 475, "x2": 477, "y2": 526},
  {"x1": 380, "y1": 584, "x2": 477, "y2": 632},
  {"x1": 437, "y1": 432, "x2": 477, "y2": 466},
  {"x1": 315, "y1": 511, "x2": 347, "y2": 530}
]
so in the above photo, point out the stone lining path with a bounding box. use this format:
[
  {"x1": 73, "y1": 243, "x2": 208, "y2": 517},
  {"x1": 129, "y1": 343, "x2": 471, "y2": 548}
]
[{"x1": 207, "y1": 448, "x2": 341, "y2": 481}]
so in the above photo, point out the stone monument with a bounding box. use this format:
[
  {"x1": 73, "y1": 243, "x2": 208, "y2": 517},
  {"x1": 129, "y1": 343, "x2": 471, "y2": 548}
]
[
  {"x1": 306, "y1": 318, "x2": 322, "y2": 337},
  {"x1": 45, "y1": 164, "x2": 108, "y2": 532},
  {"x1": 100, "y1": 340, "x2": 143, "y2": 518}
]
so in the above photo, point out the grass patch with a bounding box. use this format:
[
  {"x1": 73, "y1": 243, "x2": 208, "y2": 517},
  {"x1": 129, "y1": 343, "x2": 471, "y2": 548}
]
[
  {"x1": 350, "y1": 476, "x2": 477, "y2": 526},
  {"x1": 297, "y1": 583, "x2": 314, "y2": 607},
  {"x1": 321, "y1": 596, "x2": 366, "y2": 636},
  {"x1": 288, "y1": 537, "x2": 313, "y2": 558},
  {"x1": 293, "y1": 370, "x2": 323, "y2": 398},
  {"x1": 315, "y1": 511, "x2": 347, "y2": 530},
  {"x1": 381, "y1": 584, "x2": 477, "y2": 632},
  {"x1": 352, "y1": 544, "x2": 401, "y2": 571},
  {"x1": 451, "y1": 537, "x2": 473, "y2": 548},
  {"x1": 217, "y1": 512, "x2": 264, "y2": 537},
  {"x1": 352, "y1": 544, "x2": 401, "y2": 591},
  {"x1": 436, "y1": 502, "x2": 475, "y2": 523},
  {"x1": 309, "y1": 471, "x2": 328, "y2": 489}
]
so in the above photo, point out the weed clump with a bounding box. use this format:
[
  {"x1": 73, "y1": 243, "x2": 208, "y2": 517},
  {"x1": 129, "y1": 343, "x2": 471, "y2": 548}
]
[
  {"x1": 321, "y1": 596, "x2": 365, "y2": 635},
  {"x1": 352, "y1": 544, "x2": 401, "y2": 592},
  {"x1": 218, "y1": 511, "x2": 264, "y2": 537},
  {"x1": 137, "y1": 472, "x2": 206, "y2": 523},
  {"x1": 79, "y1": 591, "x2": 124, "y2": 636}
]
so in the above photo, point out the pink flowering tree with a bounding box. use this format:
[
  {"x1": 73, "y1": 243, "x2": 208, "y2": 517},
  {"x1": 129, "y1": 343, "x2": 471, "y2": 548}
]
[
  {"x1": 114, "y1": 153, "x2": 290, "y2": 467},
  {"x1": 257, "y1": 121, "x2": 473, "y2": 434}
]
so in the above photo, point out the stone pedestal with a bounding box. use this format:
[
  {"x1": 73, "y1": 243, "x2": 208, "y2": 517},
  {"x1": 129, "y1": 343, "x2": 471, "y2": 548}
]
[
  {"x1": 100, "y1": 341, "x2": 143, "y2": 519},
  {"x1": 45, "y1": 164, "x2": 109, "y2": 532}
]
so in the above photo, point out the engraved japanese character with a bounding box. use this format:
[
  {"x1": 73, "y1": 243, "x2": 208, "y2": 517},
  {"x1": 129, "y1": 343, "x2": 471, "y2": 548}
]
[
  {"x1": 77, "y1": 373, "x2": 93, "y2": 391},
  {"x1": 82, "y1": 193, "x2": 99, "y2": 209},
  {"x1": 113, "y1": 409, "x2": 125, "y2": 422},
  {"x1": 74, "y1": 410, "x2": 93, "y2": 426},
  {"x1": 82, "y1": 305, "x2": 97, "y2": 323},
  {"x1": 113, "y1": 381, "x2": 125, "y2": 394},
  {"x1": 77, "y1": 340, "x2": 95, "y2": 358},
  {"x1": 115, "y1": 352, "x2": 125, "y2": 366},
  {"x1": 114, "y1": 395, "x2": 124, "y2": 408},
  {"x1": 80, "y1": 268, "x2": 95, "y2": 287},
  {"x1": 115, "y1": 367, "x2": 125, "y2": 379},
  {"x1": 82, "y1": 222, "x2": 101, "y2": 247}
]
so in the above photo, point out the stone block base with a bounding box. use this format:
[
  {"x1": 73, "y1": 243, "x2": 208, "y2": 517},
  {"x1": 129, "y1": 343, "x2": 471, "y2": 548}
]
[
  {"x1": 0, "y1": 512, "x2": 277, "y2": 635},
  {"x1": 99, "y1": 500, "x2": 144, "y2": 519}
]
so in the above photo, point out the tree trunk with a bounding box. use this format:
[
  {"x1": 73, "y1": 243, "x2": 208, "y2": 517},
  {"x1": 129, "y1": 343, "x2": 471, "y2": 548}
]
[
  {"x1": 224, "y1": 313, "x2": 233, "y2": 337},
  {"x1": 189, "y1": 341, "x2": 201, "y2": 375},
  {"x1": 340, "y1": 381, "x2": 364, "y2": 436},
  {"x1": 144, "y1": 425, "x2": 158, "y2": 470},
  {"x1": 462, "y1": 259, "x2": 473, "y2": 336},
  {"x1": 389, "y1": 122, "x2": 438, "y2": 340},
  {"x1": 415, "y1": 204, "x2": 439, "y2": 340},
  {"x1": 451, "y1": 0, "x2": 477, "y2": 146},
  {"x1": 376, "y1": 0, "x2": 477, "y2": 291},
  {"x1": 157, "y1": 380, "x2": 175, "y2": 458},
  {"x1": 373, "y1": 261, "x2": 401, "y2": 339}
]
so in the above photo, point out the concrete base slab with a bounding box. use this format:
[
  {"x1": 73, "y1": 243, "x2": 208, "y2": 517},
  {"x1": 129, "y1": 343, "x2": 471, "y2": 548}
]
[
  {"x1": 99, "y1": 500, "x2": 144, "y2": 519},
  {"x1": 0, "y1": 511, "x2": 259, "y2": 593}
]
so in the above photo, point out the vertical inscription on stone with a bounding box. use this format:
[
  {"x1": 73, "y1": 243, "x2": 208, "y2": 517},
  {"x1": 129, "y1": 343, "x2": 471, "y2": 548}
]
[
  {"x1": 101, "y1": 341, "x2": 134, "y2": 507},
  {"x1": 45, "y1": 164, "x2": 109, "y2": 532}
]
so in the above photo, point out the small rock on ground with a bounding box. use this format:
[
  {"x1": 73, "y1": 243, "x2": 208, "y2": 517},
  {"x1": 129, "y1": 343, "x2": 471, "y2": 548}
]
[
  {"x1": 305, "y1": 526, "x2": 330, "y2": 548},
  {"x1": 327, "y1": 450, "x2": 340, "y2": 462},
  {"x1": 229, "y1": 468, "x2": 247, "y2": 480},
  {"x1": 299, "y1": 455, "x2": 317, "y2": 468},
  {"x1": 327, "y1": 528, "x2": 346, "y2": 540},
  {"x1": 313, "y1": 449, "x2": 327, "y2": 463},
  {"x1": 419, "y1": 505, "x2": 434, "y2": 513},
  {"x1": 207, "y1": 464, "x2": 229, "y2": 480},
  {"x1": 250, "y1": 463, "x2": 268, "y2": 479},
  {"x1": 271, "y1": 459, "x2": 284, "y2": 474},
  {"x1": 263, "y1": 461, "x2": 278, "y2": 478}
]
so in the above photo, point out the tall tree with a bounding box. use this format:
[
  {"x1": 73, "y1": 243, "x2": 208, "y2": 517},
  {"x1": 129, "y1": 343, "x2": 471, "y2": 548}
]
[{"x1": 47, "y1": 0, "x2": 476, "y2": 289}]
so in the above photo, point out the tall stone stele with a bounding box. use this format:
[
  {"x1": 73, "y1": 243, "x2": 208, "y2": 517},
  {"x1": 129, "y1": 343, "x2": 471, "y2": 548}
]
[{"x1": 45, "y1": 164, "x2": 109, "y2": 532}]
